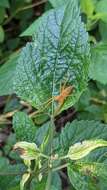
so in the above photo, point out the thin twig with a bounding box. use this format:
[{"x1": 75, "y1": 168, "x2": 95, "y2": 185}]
[
  {"x1": 0, "y1": 120, "x2": 12, "y2": 125},
  {"x1": 3, "y1": 0, "x2": 47, "y2": 25},
  {"x1": 0, "y1": 110, "x2": 18, "y2": 119},
  {"x1": 19, "y1": 0, "x2": 47, "y2": 11}
]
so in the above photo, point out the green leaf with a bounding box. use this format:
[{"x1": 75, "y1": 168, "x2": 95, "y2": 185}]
[
  {"x1": 13, "y1": 111, "x2": 37, "y2": 142},
  {"x1": 53, "y1": 120, "x2": 107, "y2": 155},
  {"x1": 4, "y1": 133, "x2": 16, "y2": 155},
  {"x1": 35, "y1": 122, "x2": 50, "y2": 146},
  {"x1": 0, "y1": 25, "x2": 4, "y2": 43},
  {"x1": 4, "y1": 97, "x2": 21, "y2": 113},
  {"x1": 0, "y1": 157, "x2": 9, "y2": 169},
  {"x1": 51, "y1": 172, "x2": 62, "y2": 190},
  {"x1": 80, "y1": 0, "x2": 95, "y2": 17},
  {"x1": 99, "y1": 22, "x2": 107, "y2": 42},
  {"x1": 14, "y1": 0, "x2": 90, "y2": 113},
  {"x1": 68, "y1": 139, "x2": 107, "y2": 160},
  {"x1": 96, "y1": 0, "x2": 107, "y2": 14},
  {"x1": 0, "y1": 162, "x2": 26, "y2": 190},
  {"x1": 0, "y1": 51, "x2": 19, "y2": 96},
  {"x1": 92, "y1": 12, "x2": 107, "y2": 23},
  {"x1": 48, "y1": 0, "x2": 67, "y2": 7},
  {"x1": 89, "y1": 43, "x2": 107, "y2": 84},
  {"x1": 0, "y1": 0, "x2": 9, "y2": 8},
  {"x1": 0, "y1": 7, "x2": 5, "y2": 24},
  {"x1": 76, "y1": 162, "x2": 107, "y2": 180},
  {"x1": 95, "y1": 0, "x2": 107, "y2": 22},
  {"x1": 30, "y1": 172, "x2": 61, "y2": 190},
  {"x1": 68, "y1": 165, "x2": 91, "y2": 190},
  {"x1": 48, "y1": 0, "x2": 79, "y2": 8},
  {"x1": 8, "y1": 186, "x2": 20, "y2": 190},
  {"x1": 68, "y1": 161, "x2": 107, "y2": 190}
]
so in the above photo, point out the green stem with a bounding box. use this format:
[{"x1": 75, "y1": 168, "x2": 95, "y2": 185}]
[
  {"x1": 59, "y1": 155, "x2": 69, "y2": 160},
  {"x1": 25, "y1": 175, "x2": 33, "y2": 190},
  {"x1": 45, "y1": 72, "x2": 56, "y2": 190},
  {"x1": 52, "y1": 163, "x2": 69, "y2": 172},
  {"x1": 45, "y1": 170, "x2": 52, "y2": 190},
  {"x1": 45, "y1": 116, "x2": 55, "y2": 190},
  {"x1": 40, "y1": 153, "x2": 50, "y2": 159}
]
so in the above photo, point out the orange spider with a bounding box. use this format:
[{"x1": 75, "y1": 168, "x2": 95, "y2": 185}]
[
  {"x1": 55, "y1": 85, "x2": 73, "y2": 102},
  {"x1": 36, "y1": 84, "x2": 74, "y2": 115},
  {"x1": 53, "y1": 85, "x2": 74, "y2": 114}
]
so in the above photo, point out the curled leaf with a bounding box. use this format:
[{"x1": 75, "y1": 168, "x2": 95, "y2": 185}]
[
  {"x1": 68, "y1": 139, "x2": 107, "y2": 160},
  {"x1": 13, "y1": 141, "x2": 40, "y2": 160}
]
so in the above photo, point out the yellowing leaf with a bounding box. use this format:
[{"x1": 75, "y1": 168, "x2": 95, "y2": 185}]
[
  {"x1": 20, "y1": 173, "x2": 30, "y2": 190},
  {"x1": 13, "y1": 141, "x2": 40, "y2": 160},
  {"x1": 68, "y1": 139, "x2": 107, "y2": 160}
]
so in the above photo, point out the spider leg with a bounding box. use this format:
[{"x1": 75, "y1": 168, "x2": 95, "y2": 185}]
[
  {"x1": 32, "y1": 98, "x2": 53, "y2": 115},
  {"x1": 54, "y1": 99, "x2": 64, "y2": 116},
  {"x1": 60, "y1": 82, "x2": 62, "y2": 94},
  {"x1": 61, "y1": 76, "x2": 70, "y2": 91}
]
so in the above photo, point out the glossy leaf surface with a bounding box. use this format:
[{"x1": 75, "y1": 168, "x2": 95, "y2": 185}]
[{"x1": 14, "y1": 1, "x2": 90, "y2": 113}]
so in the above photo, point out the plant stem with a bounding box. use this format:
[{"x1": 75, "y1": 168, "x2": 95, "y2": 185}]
[
  {"x1": 45, "y1": 116, "x2": 55, "y2": 190},
  {"x1": 45, "y1": 170, "x2": 52, "y2": 190},
  {"x1": 26, "y1": 175, "x2": 33, "y2": 190},
  {"x1": 59, "y1": 155, "x2": 69, "y2": 160},
  {"x1": 52, "y1": 163, "x2": 69, "y2": 172},
  {"x1": 40, "y1": 153, "x2": 49, "y2": 159},
  {"x1": 45, "y1": 71, "x2": 57, "y2": 190}
]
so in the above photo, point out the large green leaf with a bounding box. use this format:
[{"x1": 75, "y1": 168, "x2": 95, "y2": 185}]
[
  {"x1": 0, "y1": 51, "x2": 19, "y2": 95},
  {"x1": 68, "y1": 165, "x2": 94, "y2": 190},
  {"x1": 14, "y1": 0, "x2": 90, "y2": 113},
  {"x1": 13, "y1": 111, "x2": 37, "y2": 142},
  {"x1": 66, "y1": 121, "x2": 107, "y2": 190},
  {"x1": 89, "y1": 43, "x2": 107, "y2": 85},
  {"x1": 53, "y1": 120, "x2": 107, "y2": 155},
  {"x1": 68, "y1": 162, "x2": 107, "y2": 190}
]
